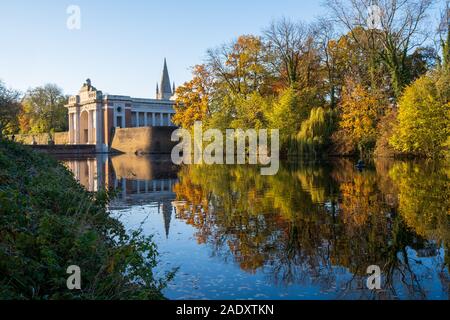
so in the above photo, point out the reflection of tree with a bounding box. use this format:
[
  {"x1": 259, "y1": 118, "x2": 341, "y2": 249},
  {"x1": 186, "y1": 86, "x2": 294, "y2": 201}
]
[
  {"x1": 390, "y1": 161, "x2": 450, "y2": 244},
  {"x1": 331, "y1": 159, "x2": 448, "y2": 299},
  {"x1": 174, "y1": 165, "x2": 291, "y2": 272},
  {"x1": 172, "y1": 160, "x2": 450, "y2": 299},
  {"x1": 390, "y1": 161, "x2": 450, "y2": 286}
]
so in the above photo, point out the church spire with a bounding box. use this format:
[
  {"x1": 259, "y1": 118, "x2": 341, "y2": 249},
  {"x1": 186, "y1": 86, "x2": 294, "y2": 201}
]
[{"x1": 158, "y1": 58, "x2": 173, "y2": 100}]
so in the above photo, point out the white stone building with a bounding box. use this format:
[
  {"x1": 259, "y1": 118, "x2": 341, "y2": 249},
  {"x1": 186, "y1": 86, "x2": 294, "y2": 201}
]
[{"x1": 65, "y1": 59, "x2": 177, "y2": 152}]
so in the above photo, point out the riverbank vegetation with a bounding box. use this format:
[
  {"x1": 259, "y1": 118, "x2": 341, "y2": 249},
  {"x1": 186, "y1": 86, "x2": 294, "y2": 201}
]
[
  {"x1": 0, "y1": 139, "x2": 172, "y2": 299},
  {"x1": 173, "y1": 0, "x2": 450, "y2": 159}
]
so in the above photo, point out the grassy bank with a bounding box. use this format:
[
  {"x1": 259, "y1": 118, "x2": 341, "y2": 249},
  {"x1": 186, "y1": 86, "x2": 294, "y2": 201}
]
[{"x1": 0, "y1": 139, "x2": 172, "y2": 300}]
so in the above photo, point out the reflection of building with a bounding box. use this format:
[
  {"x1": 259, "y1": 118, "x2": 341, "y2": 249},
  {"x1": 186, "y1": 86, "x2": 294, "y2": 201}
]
[
  {"x1": 65, "y1": 59, "x2": 177, "y2": 152},
  {"x1": 65, "y1": 155, "x2": 177, "y2": 195},
  {"x1": 114, "y1": 178, "x2": 176, "y2": 238},
  {"x1": 160, "y1": 200, "x2": 173, "y2": 239},
  {"x1": 64, "y1": 155, "x2": 112, "y2": 192},
  {"x1": 64, "y1": 154, "x2": 178, "y2": 237}
]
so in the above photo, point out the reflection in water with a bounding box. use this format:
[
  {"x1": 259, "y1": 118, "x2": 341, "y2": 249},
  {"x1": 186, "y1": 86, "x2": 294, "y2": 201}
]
[
  {"x1": 63, "y1": 154, "x2": 178, "y2": 239},
  {"x1": 63, "y1": 155, "x2": 450, "y2": 300}
]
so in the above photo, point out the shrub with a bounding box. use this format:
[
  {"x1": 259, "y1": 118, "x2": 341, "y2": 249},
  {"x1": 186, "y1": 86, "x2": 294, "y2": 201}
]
[{"x1": 0, "y1": 139, "x2": 174, "y2": 300}]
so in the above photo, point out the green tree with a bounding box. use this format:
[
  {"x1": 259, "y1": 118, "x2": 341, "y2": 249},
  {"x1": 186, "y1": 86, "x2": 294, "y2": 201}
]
[
  {"x1": 267, "y1": 87, "x2": 316, "y2": 145},
  {"x1": 389, "y1": 161, "x2": 450, "y2": 243},
  {"x1": 20, "y1": 84, "x2": 68, "y2": 135},
  {"x1": 205, "y1": 94, "x2": 237, "y2": 131},
  {"x1": 295, "y1": 107, "x2": 336, "y2": 157},
  {"x1": 390, "y1": 74, "x2": 450, "y2": 157},
  {"x1": 230, "y1": 92, "x2": 271, "y2": 130}
]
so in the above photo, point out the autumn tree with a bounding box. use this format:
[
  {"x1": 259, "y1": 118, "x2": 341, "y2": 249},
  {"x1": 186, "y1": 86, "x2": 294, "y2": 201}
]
[
  {"x1": 314, "y1": 24, "x2": 393, "y2": 109},
  {"x1": 324, "y1": 28, "x2": 387, "y2": 105},
  {"x1": 206, "y1": 35, "x2": 273, "y2": 97},
  {"x1": 172, "y1": 4, "x2": 443, "y2": 158},
  {"x1": 173, "y1": 65, "x2": 211, "y2": 129},
  {"x1": 335, "y1": 81, "x2": 382, "y2": 156}
]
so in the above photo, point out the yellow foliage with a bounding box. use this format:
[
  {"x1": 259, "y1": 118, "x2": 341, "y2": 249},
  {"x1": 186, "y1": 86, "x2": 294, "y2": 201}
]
[
  {"x1": 338, "y1": 81, "x2": 381, "y2": 152},
  {"x1": 173, "y1": 65, "x2": 211, "y2": 129},
  {"x1": 390, "y1": 74, "x2": 450, "y2": 158}
]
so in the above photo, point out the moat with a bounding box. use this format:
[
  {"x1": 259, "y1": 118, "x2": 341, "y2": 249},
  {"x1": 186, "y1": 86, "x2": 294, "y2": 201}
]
[{"x1": 62, "y1": 155, "x2": 450, "y2": 300}]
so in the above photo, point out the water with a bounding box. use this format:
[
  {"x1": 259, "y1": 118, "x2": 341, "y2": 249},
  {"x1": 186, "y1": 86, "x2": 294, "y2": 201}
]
[{"x1": 62, "y1": 155, "x2": 450, "y2": 300}]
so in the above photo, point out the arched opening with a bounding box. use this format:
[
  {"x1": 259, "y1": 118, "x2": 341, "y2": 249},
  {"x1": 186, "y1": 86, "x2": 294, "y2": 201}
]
[{"x1": 80, "y1": 111, "x2": 89, "y2": 144}]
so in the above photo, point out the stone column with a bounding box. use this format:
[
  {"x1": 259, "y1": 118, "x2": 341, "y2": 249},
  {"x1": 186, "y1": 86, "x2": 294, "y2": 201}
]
[
  {"x1": 88, "y1": 110, "x2": 93, "y2": 144},
  {"x1": 95, "y1": 105, "x2": 103, "y2": 152},
  {"x1": 125, "y1": 109, "x2": 131, "y2": 128},
  {"x1": 75, "y1": 108, "x2": 81, "y2": 144},
  {"x1": 68, "y1": 113, "x2": 74, "y2": 144},
  {"x1": 144, "y1": 112, "x2": 148, "y2": 127},
  {"x1": 92, "y1": 110, "x2": 97, "y2": 145},
  {"x1": 152, "y1": 113, "x2": 156, "y2": 126},
  {"x1": 104, "y1": 106, "x2": 114, "y2": 149},
  {"x1": 160, "y1": 113, "x2": 164, "y2": 126}
]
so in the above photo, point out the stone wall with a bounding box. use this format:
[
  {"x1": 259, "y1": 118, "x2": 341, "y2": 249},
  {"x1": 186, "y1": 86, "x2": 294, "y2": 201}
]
[
  {"x1": 111, "y1": 127, "x2": 177, "y2": 154},
  {"x1": 12, "y1": 132, "x2": 69, "y2": 145},
  {"x1": 31, "y1": 144, "x2": 96, "y2": 155}
]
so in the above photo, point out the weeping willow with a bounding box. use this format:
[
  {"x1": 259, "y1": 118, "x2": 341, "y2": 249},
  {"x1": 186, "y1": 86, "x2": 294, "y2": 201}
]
[{"x1": 288, "y1": 107, "x2": 336, "y2": 158}]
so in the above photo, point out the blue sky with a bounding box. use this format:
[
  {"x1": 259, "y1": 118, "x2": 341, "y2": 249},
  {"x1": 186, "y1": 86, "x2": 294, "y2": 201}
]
[
  {"x1": 0, "y1": 0, "x2": 326, "y2": 97},
  {"x1": 0, "y1": 0, "x2": 443, "y2": 98}
]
